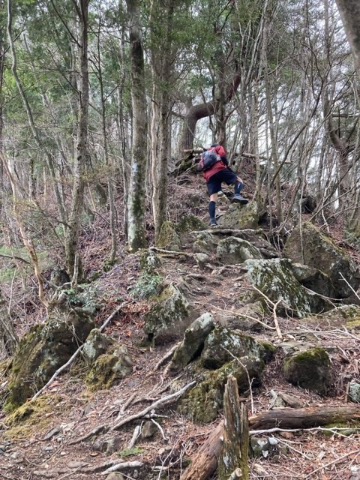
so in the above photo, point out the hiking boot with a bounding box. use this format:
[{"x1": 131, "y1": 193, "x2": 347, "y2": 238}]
[
  {"x1": 210, "y1": 219, "x2": 218, "y2": 228},
  {"x1": 232, "y1": 194, "x2": 248, "y2": 204}
]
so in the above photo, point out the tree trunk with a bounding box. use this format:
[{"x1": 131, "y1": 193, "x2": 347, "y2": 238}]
[
  {"x1": 249, "y1": 404, "x2": 360, "y2": 430},
  {"x1": 150, "y1": 0, "x2": 174, "y2": 242},
  {"x1": 218, "y1": 376, "x2": 250, "y2": 480},
  {"x1": 126, "y1": 0, "x2": 147, "y2": 252},
  {"x1": 336, "y1": 0, "x2": 360, "y2": 73},
  {"x1": 65, "y1": 0, "x2": 89, "y2": 278}
]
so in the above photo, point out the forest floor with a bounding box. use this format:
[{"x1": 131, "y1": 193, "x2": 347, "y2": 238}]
[{"x1": 0, "y1": 166, "x2": 360, "y2": 480}]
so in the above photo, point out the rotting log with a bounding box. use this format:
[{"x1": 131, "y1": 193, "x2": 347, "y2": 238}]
[
  {"x1": 218, "y1": 376, "x2": 249, "y2": 480},
  {"x1": 249, "y1": 404, "x2": 360, "y2": 430},
  {"x1": 179, "y1": 422, "x2": 223, "y2": 480},
  {"x1": 179, "y1": 404, "x2": 360, "y2": 480}
]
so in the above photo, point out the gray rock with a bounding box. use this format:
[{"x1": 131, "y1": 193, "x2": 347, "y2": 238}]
[
  {"x1": 284, "y1": 222, "x2": 360, "y2": 298},
  {"x1": 170, "y1": 312, "x2": 215, "y2": 371},
  {"x1": 105, "y1": 474, "x2": 125, "y2": 480},
  {"x1": 349, "y1": 382, "x2": 360, "y2": 403},
  {"x1": 201, "y1": 326, "x2": 269, "y2": 370},
  {"x1": 216, "y1": 237, "x2": 263, "y2": 264},
  {"x1": 245, "y1": 258, "x2": 331, "y2": 317},
  {"x1": 82, "y1": 328, "x2": 114, "y2": 364},
  {"x1": 141, "y1": 420, "x2": 157, "y2": 439},
  {"x1": 144, "y1": 283, "x2": 191, "y2": 345}
]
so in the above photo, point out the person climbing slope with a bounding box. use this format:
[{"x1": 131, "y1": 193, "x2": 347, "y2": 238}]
[{"x1": 198, "y1": 143, "x2": 248, "y2": 227}]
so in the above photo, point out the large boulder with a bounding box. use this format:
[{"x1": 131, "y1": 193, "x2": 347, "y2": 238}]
[
  {"x1": 82, "y1": 328, "x2": 114, "y2": 364},
  {"x1": 178, "y1": 357, "x2": 264, "y2": 423},
  {"x1": 291, "y1": 263, "x2": 335, "y2": 298},
  {"x1": 284, "y1": 222, "x2": 360, "y2": 298},
  {"x1": 200, "y1": 326, "x2": 273, "y2": 369},
  {"x1": 216, "y1": 237, "x2": 263, "y2": 264},
  {"x1": 169, "y1": 313, "x2": 215, "y2": 372},
  {"x1": 85, "y1": 345, "x2": 133, "y2": 391},
  {"x1": 220, "y1": 202, "x2": 263, "y2": 230},
  {"x1": 245, "y1": 258, "x2": 331, "y2": 317},
  {"x1": 5, "y1": 311, "x2": 94, "y2": 410},
  {"x1": 157, "y1": 221, "x2": 181, "y2": 251},
  {"x1": 283, "y1": 348, "x2": 332, "y2": 396},
  {"x1": 143, "y1": 283, "x2": 191, "y2": 345}
]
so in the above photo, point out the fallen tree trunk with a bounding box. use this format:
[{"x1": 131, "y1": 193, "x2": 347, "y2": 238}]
[
  {"x1": 179, "y1": 404, "x2": 360, "y2": 480},
  {"x1": 249, "y1": 404, "x2": 360, "y2": 430}
]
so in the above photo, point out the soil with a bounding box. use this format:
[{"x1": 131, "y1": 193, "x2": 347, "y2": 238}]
[{"x1": 0, "y1": 165, "x2": 359, "y2": 480}]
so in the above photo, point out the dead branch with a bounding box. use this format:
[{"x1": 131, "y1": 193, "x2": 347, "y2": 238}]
[
  {"x1": 111, "y1": 381, "x2": 196, "y2": 431},
  {"x1": 251, "y1": 285, "x2": 283, "y2": 340}
]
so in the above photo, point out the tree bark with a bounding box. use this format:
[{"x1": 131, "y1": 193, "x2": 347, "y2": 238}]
[
  {"x1": 336, "y1": 0, "x2": 360, "y2": 73},
  {"x1": 218, "y1": 376, "x2": 249, "y2": 480},
  {"x1": 126, "y1": 0, "x2": 147, "y2": 252},
  {"x1": 249, "y1": 404, "x2": 360, "y2": 430},
  {"x1": 65, "y1": 0, "x2": 89, "y2": 277}
]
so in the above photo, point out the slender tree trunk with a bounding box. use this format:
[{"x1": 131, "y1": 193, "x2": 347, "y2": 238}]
[
  {"x1": 65, "y1": 0, "x2": 89, "y2": 277},
  {"x1": 126, "y1": 0, "x2": 147, "y2": 252},
  {"x1": 150, "y1": 0, "x2": 174, "y2": 242}
]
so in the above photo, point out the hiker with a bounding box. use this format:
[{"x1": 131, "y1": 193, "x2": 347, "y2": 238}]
[{"x1": 198, "y1": 144, "x2": 248, "y2": 227}]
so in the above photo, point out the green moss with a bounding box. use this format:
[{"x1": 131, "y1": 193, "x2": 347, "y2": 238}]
[
  {"x1": 130, "y1": 273, "x2": 164, "y2": 300},
  {"x1": 177, "y1": 215, "x2": 207, "y2": 233},
  {"x1": 157, "y1": 221, "x2": 180, "y2": 250},
  {"x1": 86, "y1": 347, "x2": 133, "y2": 391},
  {"x1": 4, "y1": 395, "x2": 62, "y2": 440},
  {"x1": 119, "y1": 447, "x2": 144, "y2": 458},
  {"x1": 178, "y1": 357, "x2": 264, "y2": 423},
  {"x1": 346, "y1": 319, "x2": 360, "y2": 331},
  {"x1": 283, "y1": 348, "x2": 331, "y2": 395}
]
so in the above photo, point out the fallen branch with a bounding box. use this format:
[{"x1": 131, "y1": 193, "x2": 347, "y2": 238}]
[
  {"x1": 31, "y1": 303, "x2": 125, "y2": 402},
  {"x1": 251, "y1": 285, "x2": 283, "y2": 340},
  {"x1": 111, "y1": 381, "x2": 196, "y2": 431},
  {"x1": 102, "y1": 461, "x2": 144, "y2": 474}
]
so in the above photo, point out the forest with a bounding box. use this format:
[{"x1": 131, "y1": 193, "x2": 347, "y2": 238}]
[{"x1": 0, "y1": 0, "x2": 360, "y2": 479}]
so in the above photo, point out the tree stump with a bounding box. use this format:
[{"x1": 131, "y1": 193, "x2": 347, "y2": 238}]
[{"x1": 218, "y1": 375, "x2": 249, "y2": 480}]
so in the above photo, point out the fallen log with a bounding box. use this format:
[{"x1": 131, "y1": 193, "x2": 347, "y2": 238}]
[
  {"x1": 179, "y1": 404, "x2": 360, "y2": 480},
  {"x1": 249, "y1": 404, "x2": 360, "y2": 430}
]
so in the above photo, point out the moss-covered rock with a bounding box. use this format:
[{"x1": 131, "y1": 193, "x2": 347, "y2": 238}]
[
  {"x1": 284, "y1": 222, "x2": 360, "y2": 298},
  {"x1": 143, "y1": 283, "x2": 191, "y2": 345},
  {"x1": 4, "y1": 395, "x2": 62, "y2": 440},
  {"x1": 82, "y1": 328, "x2": 114, "y2": 364},
  {"x1": 86, "y1": 345, "x2": 133, "y2": 391},
  {"x1": 169, "y1": 313, "x2": 215, "y2": 372},
  {"x1": 245, "y1": 258, "x2": 331, "y2": 317},
  {"x1": 220, "y1": 201, "x2": 263, "y2": 230},
  {"x1": 5, "y1": 311, "x2": 94, "y2": 411},
  {"x1": 283, "y1": 348, "x2": 332, "y2": 395},
  {"x1": 177, "y1": 215, "x2": 207, "y2": 234},
  {"x1": 200, "y1": 326, "x2": 272, "y2": 369},
  {"x1": 349, "y1": 383, "x2": 360, "y2": 403},
  {"x1": 216, "y1": 237, "x2": 263, "y2": 264},
  {"x1": 157, "y1": 221, "x2": 181, "y2": 250},
  {"x1": 139, "y1": 249, "x2": 162, "y2": 273},
  {"x1": 178, "y1": 357, "x2": 264, "y2": 423},
  {"x1": 192, "y1": 231, "x2": 218, "y2": 254},
  {"x1": 217, "y1": 302, "x2": 266, "y2": 332}
]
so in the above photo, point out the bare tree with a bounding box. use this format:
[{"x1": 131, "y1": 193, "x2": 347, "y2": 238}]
[{"x1": 126, "y1": 0, "x2": 147, "y2": 252}]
